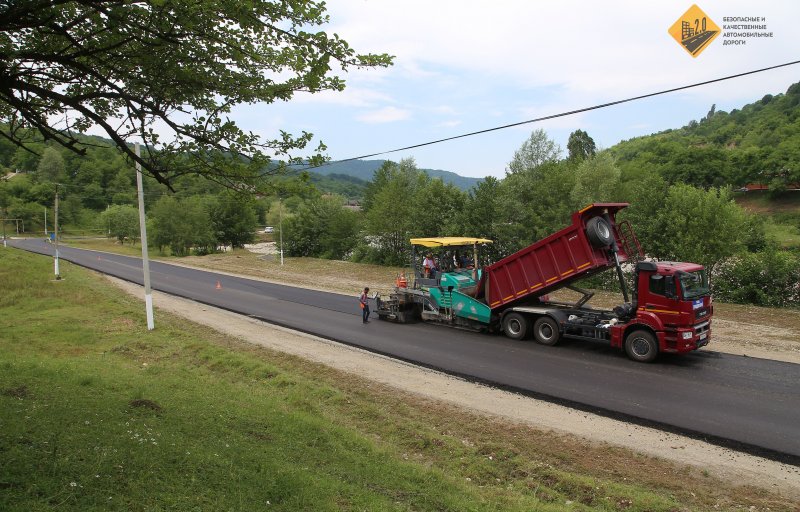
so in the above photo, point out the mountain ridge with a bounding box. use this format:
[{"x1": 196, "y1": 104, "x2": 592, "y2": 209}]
[{"x1": 306, "y1": 159, "x2": 482, "y2": 191}]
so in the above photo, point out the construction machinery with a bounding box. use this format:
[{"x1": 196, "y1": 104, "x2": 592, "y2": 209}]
[{"x1": 375, "y1": 203, "x2": 712, "y2": 363}]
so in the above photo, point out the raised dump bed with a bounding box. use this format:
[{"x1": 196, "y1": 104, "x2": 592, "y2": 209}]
[{"x1": 475, "y1": 203, "x2": 637, "y2": 311}]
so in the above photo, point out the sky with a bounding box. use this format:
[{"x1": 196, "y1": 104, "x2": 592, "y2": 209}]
[{"x1": 236, "y1": 1, "x2": 800, "y2": 179}]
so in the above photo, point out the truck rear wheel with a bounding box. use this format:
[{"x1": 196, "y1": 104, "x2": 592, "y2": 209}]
[
  {"x1": 624, "y1": 330, "x2": 658, "y2": 363},
  {"x1": 586, "y1": 217, "x2": 613, "y2": 248},
  {"x1": 503, "y1": 312, "x2": 529, "y2": 340},
  {"x1": 533, "y1": 316, "x2": 560, "y2": 346}
]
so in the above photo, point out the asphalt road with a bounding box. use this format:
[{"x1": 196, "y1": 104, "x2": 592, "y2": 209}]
[{"x1": 8, "y1": 238, "x2": 800, "y2": 464}]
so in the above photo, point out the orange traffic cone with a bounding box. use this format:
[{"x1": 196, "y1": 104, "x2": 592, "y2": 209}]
[{"x1": 215, "y1": 280, "x2": 222, "y2": 290}]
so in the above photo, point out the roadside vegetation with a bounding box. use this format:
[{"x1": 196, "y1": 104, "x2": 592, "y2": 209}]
[
  {"x1": 2, "y1": 248, "x2": 797, "y2": 511},
  {"x1": 734, "y1": 190, "x2": 800, "y2": 249}
]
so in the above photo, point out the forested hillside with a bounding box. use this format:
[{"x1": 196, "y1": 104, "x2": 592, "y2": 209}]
[{"x1": 611, "y1": 82, "x2": 800, "y2": 190}]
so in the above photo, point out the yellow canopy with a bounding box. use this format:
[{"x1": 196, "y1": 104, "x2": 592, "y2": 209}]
[{"x1": 410, "y1": 237, "x2": 493, "y2": 248}]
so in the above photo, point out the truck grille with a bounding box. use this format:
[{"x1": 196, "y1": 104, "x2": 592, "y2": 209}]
[{"x1": 694, "y1": 321, "x2": 710, "y2": 336}]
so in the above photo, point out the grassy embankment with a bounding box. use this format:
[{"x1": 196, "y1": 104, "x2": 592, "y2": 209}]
[
  {"x1": 734, "y1": 190, "x2": 800, "y2": 249},
  {"x1": 2, "y1": 248, "x2": 798, "y2": 510}
]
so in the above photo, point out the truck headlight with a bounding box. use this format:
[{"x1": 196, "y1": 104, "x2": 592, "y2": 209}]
[{"x1": 682, "y1": 332, "x2": 693, "y2": 340}]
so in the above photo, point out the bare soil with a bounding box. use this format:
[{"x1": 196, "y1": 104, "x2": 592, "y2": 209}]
[{"x1": 104, "y1": 246, "x2": 800, "y2": 500}]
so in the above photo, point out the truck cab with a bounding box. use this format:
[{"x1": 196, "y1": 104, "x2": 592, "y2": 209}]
[{"x1": 627, "y1": 261, "x2": 712, "y2": 356}]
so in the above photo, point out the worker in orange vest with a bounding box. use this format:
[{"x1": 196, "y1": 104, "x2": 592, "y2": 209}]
[{"x1": 359, "y1": 287, "x2": 370, "y2": 323}]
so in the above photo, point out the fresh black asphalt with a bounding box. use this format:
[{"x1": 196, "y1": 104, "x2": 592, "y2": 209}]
[{"x1": 7, "y1": 238, "x2": 800, "y2": 465}]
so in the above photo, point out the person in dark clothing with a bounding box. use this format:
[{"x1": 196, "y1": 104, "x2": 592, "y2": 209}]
[{"x1": 360, "y1": 287, "x2": 371, "y2": 323}]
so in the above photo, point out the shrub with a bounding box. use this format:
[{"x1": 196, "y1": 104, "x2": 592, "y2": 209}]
[{"x1": 712, "y1": 250, "x2": 800, "y2": 307}]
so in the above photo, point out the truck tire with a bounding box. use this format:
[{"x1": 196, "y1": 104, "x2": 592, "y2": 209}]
[
  {"x1": 502, "y1": 312, "x2": 529, "y2": 340},
  {"x1": 586, "y1": 217, "x2": 613, "y2": 248},
  {"x1": 533, "y1": 316, "x2": 560, "y2": 346},
  {"x1": 624, "y1": 329, "x2": 659, "y2": 363}
]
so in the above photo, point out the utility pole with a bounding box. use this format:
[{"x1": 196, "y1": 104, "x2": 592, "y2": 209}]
[
  {"x1": 135, "y1": 142, "x2": 154, "y2": 330},
  {"x1": 44, "y1": 207, "x2": 48, "y2": 236},
  {"x1": 54, "y1": 186, "x2": 61, "y2": 279},
  {"x1": 279, "y1": 197, "x2": 284, "y2": 266}
]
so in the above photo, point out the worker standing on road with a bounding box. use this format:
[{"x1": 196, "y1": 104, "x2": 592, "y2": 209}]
[{"x1": 359, "y1": 287, "x2": 371, "y2": 323}]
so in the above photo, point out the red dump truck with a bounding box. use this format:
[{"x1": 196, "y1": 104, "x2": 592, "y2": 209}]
[{"x1": 375, "y1": 203, "x2": 712, "y2": 362}]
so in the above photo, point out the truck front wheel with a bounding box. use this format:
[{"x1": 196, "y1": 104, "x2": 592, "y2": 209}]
[
  {"x1": 503, "y1": 312, "x2": 529, "y2": 340},
  {"x1": 533, "y1": 317, "x2": 560, "y2": 346},
  {"x1": 624, "y1": 330, "x2": 658, "y2": 363}
]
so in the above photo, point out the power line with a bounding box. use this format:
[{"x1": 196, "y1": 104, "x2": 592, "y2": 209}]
[{"x1": 304, "y1": 59, "x2": 800, "y2": 169}]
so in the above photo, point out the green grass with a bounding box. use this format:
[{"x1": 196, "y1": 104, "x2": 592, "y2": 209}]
[
  {"x1": 0, "y1": 252, "x2": 481, "y2": 510},
  {"x1": 764, "y1": 218, "x2": 800, "y2": 248},
  {"x1": 1, "y1": 248, "x2": 796, "y2": 511},
  {"x1": 735, "y1": 190, "x2": 800, "y2": 248}
]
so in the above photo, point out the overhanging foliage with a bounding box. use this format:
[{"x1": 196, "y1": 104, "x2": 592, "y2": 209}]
[{"x1": 0, "y1": 0, "x2": 392, "y2": 190}]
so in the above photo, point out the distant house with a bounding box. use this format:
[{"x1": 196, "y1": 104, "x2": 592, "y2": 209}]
[{"x1": 344, "y1": 199, "x2": 362, "y2": 212}]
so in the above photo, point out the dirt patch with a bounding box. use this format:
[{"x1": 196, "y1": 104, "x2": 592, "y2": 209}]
[
  {"x1": 2, "y1": 385, "x2": 29, "y2": 399},
  {"x1": 107, "y1": 276, "x2": 800, "y2": 500},
  {"x1": 129, "y1": 398, "x2": 162, "y2": 412}
]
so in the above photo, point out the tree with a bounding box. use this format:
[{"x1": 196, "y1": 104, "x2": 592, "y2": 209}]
[
  {"x1": 362, "y1": 159, "x2": 426, "y2": 264},
  {"x1": 100, "y1": 204, "x2": 139, "y2": 244},
  {"x1": 639, "y1": 184, "x2": 751, "y2": 268},
  {"x1": 567, "y1": 129, "x2": 596, "y2": 162},
  {"x1": 498, "y1": 159, "x2": 577, "y2": 249},
  {"x1": 703, "y1": 103, "x2": 716, "y2": 121},
  {"x1": 569, "y1": 152, "x2": 620, "y2": 206},
  {"x1": 10, "y1": 146, "x2": 41, "y2": 172},
  {"x1": 35, "y1": 147, "x2": 65, "y2": 183},
  {"x1": 150, "y1": 195, "x2": 215, "y2": 255},
  {"x1": 6, "y1": 199, "x2": 41, "y2": 233},
  {"x1": 1, "y1": 1, "x2": 392, "y2": 190},
  {"x1": 108, "y1": 169, "x2": 136, "y2": 206},
  {"x1": 460, "y1": 176, "x2": 508, "y2": 261},
  {"x1": 283, "y1": 194, "x2": 359, "y2": 259},
  {"x1": 413, "y1": 177, "x2": 466, "y2": 237},
  {"x1": 506, "y1": 129, "x2": 562, "y2": 174},
  {"x1": 209, "y1": 193, "x2": 257, "y2": 249}
]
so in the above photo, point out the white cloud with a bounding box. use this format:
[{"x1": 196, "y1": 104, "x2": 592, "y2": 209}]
[
  {"x1": 290, "y1": 86, "x2": 395, "y2": 108},
  {"x1": 357, "y1": 106, "x2": 412, "y2": 124},
  {"x1": 216, "y1": 1, "x2": 800, "y2": 179},
  {"x1": 327, "y1": 1, "x2": 799, "y2": 103}
]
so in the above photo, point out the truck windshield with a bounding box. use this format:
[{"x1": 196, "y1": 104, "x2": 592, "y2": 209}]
[{"x1": 680, "y1": 270, "x2": 709, "y2": 299}]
